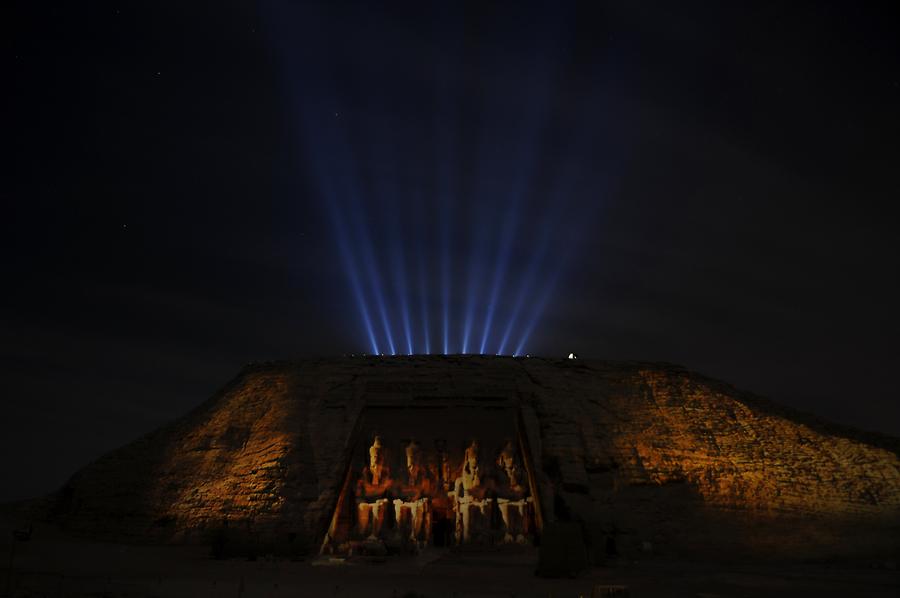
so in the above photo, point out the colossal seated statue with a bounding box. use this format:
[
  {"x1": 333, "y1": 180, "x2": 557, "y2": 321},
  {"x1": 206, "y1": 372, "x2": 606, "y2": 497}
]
[
  {"x1": 495, "y1": 440, "x2": 532, "y2": 544},
  {"x1": 356, "y1": 435, "x2": 392, "y2": 539},
  {"x1": 451, "y1": 439, "x2": 494, "y2": 543},
  {"x1": 392, "y1": 440, "x2": 432, "y2": 546},
  {"x1": 397, "y1": 440, "x2": 431, "y2": 499},
  {"x1": 496, "y1": 440, "x2": 525, "y2": 496}
]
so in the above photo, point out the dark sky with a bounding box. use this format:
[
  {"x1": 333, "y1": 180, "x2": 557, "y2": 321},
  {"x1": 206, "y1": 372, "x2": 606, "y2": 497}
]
[{"x1": 4, "y1": 0, "x2": 899, "y2": 502}]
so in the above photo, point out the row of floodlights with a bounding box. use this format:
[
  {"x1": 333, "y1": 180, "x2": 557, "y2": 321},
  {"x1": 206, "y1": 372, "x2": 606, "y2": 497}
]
[{"x1": 342, "y1": 352, "x2": 579, "y2": 359}]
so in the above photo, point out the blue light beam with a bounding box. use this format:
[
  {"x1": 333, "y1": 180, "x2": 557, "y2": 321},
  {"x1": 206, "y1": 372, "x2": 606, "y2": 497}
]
[
  {"x1": 496, "y1": 161, "x2": 582, "y2": 356},
  {"x1": 512, "y1": 238, "x2": 577, "y2": 357},
  {"x1": 286, "y1": 90, "x2": 382, "y2": 355},
  {"x1": 413, "y1": 191, "x2": 432, "y2": 355},
  {"x1": 325, "y1": 189, "x2": 381, "y2": 355},
  {"x1": 345, "y1": 186, "x2": 397, "y2": 356},
  {"x1": 389, "y1": 219, "x2": 415, "y2": 356},
  {"x1": 510, "y1": 159, "x2": 615, "y2": 356}
]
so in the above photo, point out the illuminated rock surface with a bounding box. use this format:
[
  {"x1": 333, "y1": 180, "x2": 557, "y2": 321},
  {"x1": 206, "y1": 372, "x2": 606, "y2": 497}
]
[{"x1": 49, "y1": 356, "x2": 900, "y2": 560}]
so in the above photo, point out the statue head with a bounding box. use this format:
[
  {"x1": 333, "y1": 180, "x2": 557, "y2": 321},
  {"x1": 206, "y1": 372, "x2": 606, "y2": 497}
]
[
  {"x1": 499, "y1": 440, "x2": 516, "y2": 468},
  {"x1": 405, "y1": 440, "x2": 421, "y2": 469},
  {"x1": 465, "y1": 439, "x2": 479, "y2": 470},
  {"x1": 369, "y1": 435, "x2": 383, "y2": 468},
  {"x1": 498, "y1": 440, "x2": 521, "y2": 489}
]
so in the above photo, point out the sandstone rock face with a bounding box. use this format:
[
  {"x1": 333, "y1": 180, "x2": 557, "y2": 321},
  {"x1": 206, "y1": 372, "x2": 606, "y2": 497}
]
[{"x1": 50, "y1": 357, "x2": 900, "y2": 559}]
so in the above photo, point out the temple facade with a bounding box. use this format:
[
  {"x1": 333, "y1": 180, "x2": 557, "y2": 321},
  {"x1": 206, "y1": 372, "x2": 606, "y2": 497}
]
[{"x1": 320, "y1": 407, "x2": 540, "y2": 554}]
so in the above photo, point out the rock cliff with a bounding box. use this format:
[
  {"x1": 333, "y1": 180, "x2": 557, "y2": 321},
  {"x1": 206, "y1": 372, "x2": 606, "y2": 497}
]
[{"x1": 49, "y1": 356, "x2": 900, "y2": 559}]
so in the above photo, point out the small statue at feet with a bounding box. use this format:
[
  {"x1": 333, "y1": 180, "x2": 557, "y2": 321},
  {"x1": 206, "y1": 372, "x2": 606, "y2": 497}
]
[{"x1": 432, "y1": 438, "x2": 452, "y2": 494}]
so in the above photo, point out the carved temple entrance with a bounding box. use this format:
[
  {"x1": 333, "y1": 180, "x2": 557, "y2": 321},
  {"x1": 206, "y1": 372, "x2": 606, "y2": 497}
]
[{"x1": 320, "y1": 404, "x2": 542, "y2": 555}]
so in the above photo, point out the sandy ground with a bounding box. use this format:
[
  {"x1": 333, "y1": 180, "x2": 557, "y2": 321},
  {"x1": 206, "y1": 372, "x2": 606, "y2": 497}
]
[{"x1": 2, "y1": 524, "x2": 898, "y2": 598}]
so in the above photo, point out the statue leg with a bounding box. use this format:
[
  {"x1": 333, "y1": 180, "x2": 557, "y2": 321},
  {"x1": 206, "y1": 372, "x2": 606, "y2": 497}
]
[
  {"x1": 422, "y1": 500, "x2": 431, "y2": 545},
  {"x1": 512, "y1": 501, "x2": 527, "y2": 543},
  {"x1": 450, "y1": 493, "x2": 463, "y2": 545},
  {"x1": 522, "y1": 497, "x2": 533, "y2": 540},
  {"x1": 409, "y1": 501, "x2": 419, "y2": 542},
  {"x1": 357, "y1": 502, "x2": 371, "y2": 537},
  {"x1": 462, "y1": 499, "x2": 475, "y2": 543},
  {"x1": 371, "y1": 499, "x2": 387, "y2": 538},
  {"x1": 412, "y1": 499, "x2": 429, "y2": 544},
  {"x1": 497, "y1": 499, "x2": 513, "y2": 543},
  {"x1": 397, "y1": 501, "x2": 413, "y2": 542}
]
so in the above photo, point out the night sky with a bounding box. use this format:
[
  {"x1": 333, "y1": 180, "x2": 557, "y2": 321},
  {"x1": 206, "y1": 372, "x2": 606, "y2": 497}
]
[{"x1": 5, "y1": 1, "x2": 899, "y2": 502}]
